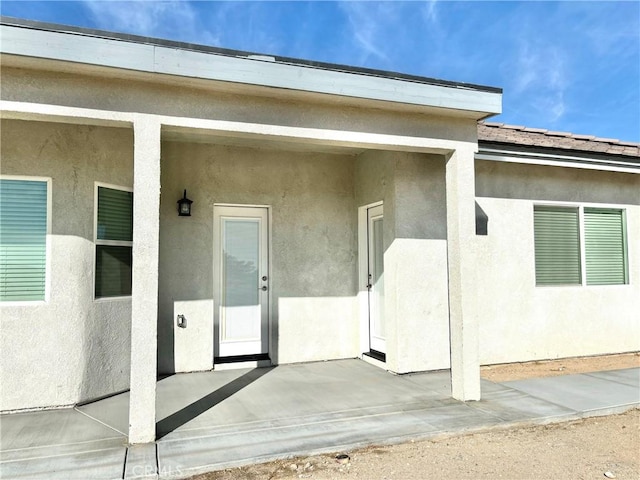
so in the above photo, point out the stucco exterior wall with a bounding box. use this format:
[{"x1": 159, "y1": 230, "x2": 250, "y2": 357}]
[
  {"x1": 0, "y1": 119, "x2": 133, "y2": 411},
  {"x1": 355, "y1": 151, "x2": 452, "y2": 373},
  {"x1": 386, "y1": 154, "x2": 452, "y2": 373},
  {"x1": 1, "y1": 65, "x2": 476, "y2": 143},
  {"x1": 158, "y1": 141, "x2": 360, "y2": 373},
  {"x1": 475, "y1": 160, "x2": 640, "y2": 364}
]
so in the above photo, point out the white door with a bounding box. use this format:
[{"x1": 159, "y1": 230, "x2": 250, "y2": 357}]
[
  {"x1": 213, "y1": 206, "x2": 269, "y2": 359},
  {"x1": 367, "y1": 204, "x2": 385, "y2": 354}
]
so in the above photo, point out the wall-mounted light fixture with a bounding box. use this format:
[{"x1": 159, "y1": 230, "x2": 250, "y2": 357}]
[{"x1": 177, "y1": 189, "x2": 193, "y2": 216}]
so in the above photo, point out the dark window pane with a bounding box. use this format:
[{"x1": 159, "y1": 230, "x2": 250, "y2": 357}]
[{"x1": 95, "y1": 245, "x2": 132, "y2": 297}]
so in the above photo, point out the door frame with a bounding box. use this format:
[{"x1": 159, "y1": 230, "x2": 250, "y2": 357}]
[
  {"x1": 357, "y1": 201, "x2": 384, "y2": 361},
  {"x1": 212, "y1": 203, "x2": 273, "y2": 367}
]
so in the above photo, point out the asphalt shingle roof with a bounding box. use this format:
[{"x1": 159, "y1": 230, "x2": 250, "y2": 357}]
[{"x1": 478, "y1": 122, "x2": 640, "y2": 158}]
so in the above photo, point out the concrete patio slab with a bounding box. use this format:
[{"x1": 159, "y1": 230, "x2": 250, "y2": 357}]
[
  {"x1": 503, "y1": 372, "x2": 640, "y2": 412},
  {"x1": 124, "y1": 443, "x2": 157, "y2": 480},
  {"x1": 0, "y1": 408, "x2": 126, "y2": 457},
  {"x1": 468, "y1": 387, "x2": 576, "y2": 422},
  {"x1": 0, "y1": 407, "x2": 128, "y2": 480},
  {"x1": 0, "y1": 408, "x2": 126, "y2": 452},
  {"x1": 0, "y1": 445, "x2": 126, "y2": 480},
  {"x1": 77, "y1": 392, "x2": 130, "y2": 436},
  {"x1": 584, "y1": 367, "x2": 640, "y2": 388},
  {"x1": 1, "y1": 360, "x2": 638, "y2": 480}
]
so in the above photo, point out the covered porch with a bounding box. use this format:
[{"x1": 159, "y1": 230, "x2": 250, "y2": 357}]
[
  {"x1": 1, "y1": 359, "x2": 638, "y2": 479},
  {"x1": 1, "y1": 21, "x2": 500, "y2": 445},
  {"x1": 1, "y1": 99, "x2": 483, "y2": 444}
]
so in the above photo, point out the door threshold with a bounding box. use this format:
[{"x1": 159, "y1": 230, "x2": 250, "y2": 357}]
[
  {"x1": 363, "y1": 350, "x2": 386, "y2": 363},
  {"x1": 362, "y1": 351, "x2": 386, "y2": 370},
  {"x1": 214, "y1": 354, "x2": 272, "y2": 371},
  {"x1": 215, "y1": 353, "x2": 270, "y2": 364}
]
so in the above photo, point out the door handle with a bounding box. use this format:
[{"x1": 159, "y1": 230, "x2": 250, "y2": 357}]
[{"x1": 260, "y1": 285, "x2": 268, "y2": 291}]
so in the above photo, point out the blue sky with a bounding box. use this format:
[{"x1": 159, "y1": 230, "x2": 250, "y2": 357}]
[{"x1": 2, "y1": 1, "x2": 639, "y2": 142}]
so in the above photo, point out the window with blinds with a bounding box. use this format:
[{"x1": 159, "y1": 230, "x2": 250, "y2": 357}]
[
  {"x1": 534, "y1": 206, "x2": 581, "y2": 285},
  {"x1": 95, "y1": 185, "x2": 133, "y2": 298},
  {"x1": 533, "y1": 205, "x2": 628, "y2": 287},
  {"x1": 0, "y1": 178, "x2": 49, "y2": 302},
  {"x1": 584, "y1": 208, "x2": 627, "y2": 285}
]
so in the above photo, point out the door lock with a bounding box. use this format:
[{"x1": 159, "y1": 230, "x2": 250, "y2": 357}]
[
  {"x1": 260, "y1": 285, "x2": 268, "y2": 291},
  {"x1": 262, "y1": 275, "x2": 268, "y2": 281}
]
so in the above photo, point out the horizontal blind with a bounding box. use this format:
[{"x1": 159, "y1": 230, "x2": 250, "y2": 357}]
[
  {"x1": 97, "y1": 187, "x2": 133, "y2": 241},
  {"x1": 0, "y1": 179, "x2": 47, "y2": 301},
  {"x1": 533, "y1": 206, "x2": 581, "y2": 285},
  {"x1": 584, "y1": 208, "x2": 626, "y2": 285}
]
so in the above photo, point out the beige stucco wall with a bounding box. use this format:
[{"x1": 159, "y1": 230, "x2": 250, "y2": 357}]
[
  {"x1": 475, "y1": 160, "x2": 640, "y2": 364},
  {"x1": 160, "y1": 142, "x2": 465, "y2": 375},
  {"x1": 1, "y1": 65, "x2": 477, "y2": 144},
  {"x1": 1, "y1": 60, "x2": 484, "y2": 409},
  {"x1": 355, "y1": 151, "x2": 453, "y2": 374},
  {"x1": 158, "y1": 141, "x2": 360, "y2": 373},
  {"x1": 390, "y1": 154, "x2": 451, "y2": 373},
  {"x1": 0, "y1": 119, "x2": 133, "y2": 411}
]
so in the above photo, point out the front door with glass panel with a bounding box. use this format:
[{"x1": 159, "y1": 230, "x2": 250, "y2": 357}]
[
  {"x1": 367, "y1": 204, "x2": 385, "y2": 355},
  {"x1": 213, "y1": 206, "x2": 269, "y2": 359}
]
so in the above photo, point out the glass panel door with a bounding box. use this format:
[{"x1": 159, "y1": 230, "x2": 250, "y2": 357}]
[
  {"x1": 214, "y1": 206, "x2": 269, "y2": 358},
  {"x1": 368, "y1": 204, "x2": 385, "y2": 354}
]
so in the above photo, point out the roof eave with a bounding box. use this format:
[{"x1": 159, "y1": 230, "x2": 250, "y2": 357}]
[
  {"x1": 477, "y1": 141, "x2": 640, "y2": 174},
  {"x1": 0, "y1": 18, "x2": 502, "y2": 119}
]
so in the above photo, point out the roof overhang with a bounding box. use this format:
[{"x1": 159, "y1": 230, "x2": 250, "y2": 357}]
[
  {"x1": 0, "y1": 18, "x2": 502, "y2": 120},
  {"x1": 477, "y1": 142, "x2": 640, "y2": 174}
]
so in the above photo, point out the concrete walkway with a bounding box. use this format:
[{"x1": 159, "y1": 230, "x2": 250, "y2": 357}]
[{"x1": 1, "y1": 360, "x2": 638, "y2": 480}]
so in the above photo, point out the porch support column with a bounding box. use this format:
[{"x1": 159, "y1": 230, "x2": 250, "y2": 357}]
[
  {"x1": 128, "y1": 115, "x2": 161, "y2": 444},
  {"x1": 445, "y1": 145, "x2": 481, "y2": 401}
]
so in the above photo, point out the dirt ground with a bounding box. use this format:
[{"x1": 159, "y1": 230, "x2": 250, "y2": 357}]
[
  {"x1": 190, "y1": 354, "x2": 640, "y2": 480},
  {"x1": 480, "y1": 352, "x2": 640, "y2": 382}
]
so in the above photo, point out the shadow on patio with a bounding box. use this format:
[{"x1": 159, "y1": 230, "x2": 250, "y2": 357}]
[{"x1": 1, "y1": 359, "x2": 638, "y2": 480}]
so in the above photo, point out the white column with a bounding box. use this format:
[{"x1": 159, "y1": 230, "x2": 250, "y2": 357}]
[
  {"x1": 446, "y1": 145, "x2": 481, "y2": 401},
  {"x1": 128, "y1": 116, "x2": 161, "y2": 444}
]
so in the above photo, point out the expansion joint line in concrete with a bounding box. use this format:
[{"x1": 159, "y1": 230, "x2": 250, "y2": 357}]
[
  {"x1": 493, "y1": 384, "x2": 579, "y2": 414},
  {"x1": 121, "y1": 447, "x2": 128, "y2": 480},
  {"x1": 74, "y1": 407, "x2": 128, "y2": 436}
]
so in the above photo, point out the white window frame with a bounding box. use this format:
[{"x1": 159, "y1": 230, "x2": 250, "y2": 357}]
[
  {"x1": 0, "y1": 175, "x2": 52, "y2": 305},
  {"x1": 94, "y1": 182, "x2": 133, "y2": 301},
  {"x1": 533, "y1": 201, "x2": 629, "y2": 287}
]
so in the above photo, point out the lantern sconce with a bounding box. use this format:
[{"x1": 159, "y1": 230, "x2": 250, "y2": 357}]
[{"x1": 177, "y1": 189, "x2": 193, "y2": 217}]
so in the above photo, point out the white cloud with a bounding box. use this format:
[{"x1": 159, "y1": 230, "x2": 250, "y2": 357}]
[
  {"x1": 338, "y1": 2, "x2": 391, "y2": 65},
  {"x1": 81, "y1": 0, "x2": 219, "y2": 45},
  {"x1": 423, "y1": 0, "x2": 438, "y2": 24},
  {"x1": 209, "y1": 2, "x2": 283, "y2": 55},
  {"x1": 512, "y1": 42, "x2": 568, "y2": 123}
]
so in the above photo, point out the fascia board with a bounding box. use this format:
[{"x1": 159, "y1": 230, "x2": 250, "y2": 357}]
[
  {"x1": 0, "y1": 24, "x2": 502, "y2": 117},
  {"x1": 476, "y1": 148, "x2": 640, "y2": 174},
  {"x1": 0, "y1": 24, "x2": 156, "y2": 71}
]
